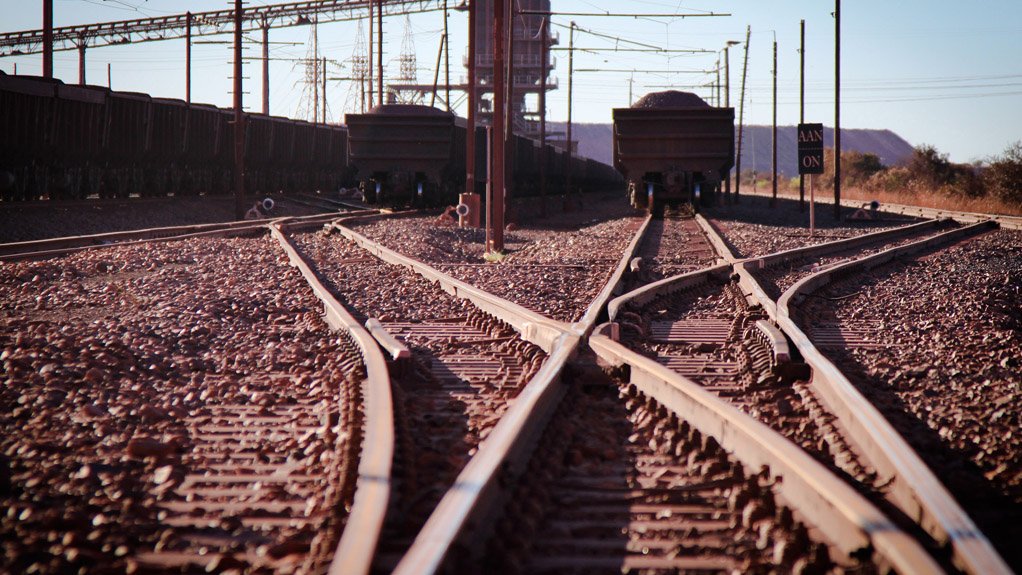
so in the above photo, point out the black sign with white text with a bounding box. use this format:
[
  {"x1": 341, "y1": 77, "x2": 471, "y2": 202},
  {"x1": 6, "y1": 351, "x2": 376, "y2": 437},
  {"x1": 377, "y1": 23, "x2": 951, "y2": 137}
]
[{"x1": 798, "y1": 123, "x2": 825, "y2": 175}]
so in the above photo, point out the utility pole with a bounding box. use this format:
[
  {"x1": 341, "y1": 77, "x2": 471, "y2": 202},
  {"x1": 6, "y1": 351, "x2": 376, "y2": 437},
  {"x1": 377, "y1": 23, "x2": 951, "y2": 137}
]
[
  {"x1": 43, "y1": 0, "x2": 53, "y2": 78},
  {"x1": 377, "y1": 0, "x2": 383, "y2": 104},
  {"x1": 538, "y1": 16, "x2": 547, "y2": 215},
  {"x1": 465, "y1": 0, "x2": 476, "y2": 196},
  {"x1": 714, "y1": 59, "x2": 720, "y2": 106},
  {"x1": 771, "y1": 35, "x2": 777, "y2": 207},
  {"x1": 504, "y1": 0, "x2": 515, "y2": 215},
  {"x1": 262, "y1": 19, "x2": 270, "y2": 115},
  {"x1": 723, "y1": 41, "x2": 734, "y2": 202},
  {"x1": 489, "y1": 0, "x2": 506, "y2": 253},
  {"x1": 185, "y1": 11, "x2": 192, "y2": 103},
  {"x1": 834, "y1": 0, "x2": 842, "y2": 219},
  {"x1": 443, "y1": 0, "x2": 450, "y2": 110},
  {"x1": 313, "y1": 19, "x2": 319, "y2": 123},
  {"x1": 566, "y1": 21, "x2": 575, "y2": 200},
  {"x1": 799, "y1": 19, "x2": 805, "y2": 212},
  {"x1": 233, "y1": 0, "x2": 246, "y2": 220},
  {"x1": 367, "y1": 1, "x2": 373, "y2": 108},
  {"x1": 430, "y1": 33, "x2": 444, "y2": 106},
  {"x1": 734, "y1": 25, "x2": 750, "y2": 202},
  {"x1": 107, "y1": 63, "x2": 111, "y2": 87},
  {"x1": 322, "y1": 55, "x2": 327, "y2": 123}
]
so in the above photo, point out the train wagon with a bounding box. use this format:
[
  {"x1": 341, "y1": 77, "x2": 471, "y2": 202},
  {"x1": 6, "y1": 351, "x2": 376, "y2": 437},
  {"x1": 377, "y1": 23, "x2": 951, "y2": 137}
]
[
  {"x1": 345, "y1": 104, "x2": 457, "y2": 205},
  {"x1": 613, "y1": 90, "x2": 734, "y2": 211}
]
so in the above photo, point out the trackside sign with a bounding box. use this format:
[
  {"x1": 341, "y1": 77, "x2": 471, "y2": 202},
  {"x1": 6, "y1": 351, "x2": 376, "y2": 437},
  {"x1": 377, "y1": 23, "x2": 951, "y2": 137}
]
[{"x1": 798, "y1": 123, "x2": 825, "y2": 175}]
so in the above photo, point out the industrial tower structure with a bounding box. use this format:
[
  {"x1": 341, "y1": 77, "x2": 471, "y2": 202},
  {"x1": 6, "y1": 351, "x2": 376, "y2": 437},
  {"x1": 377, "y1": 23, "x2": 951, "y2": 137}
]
[{"x1": 472, "y1": 0, "x2": 556, "y2": 138}]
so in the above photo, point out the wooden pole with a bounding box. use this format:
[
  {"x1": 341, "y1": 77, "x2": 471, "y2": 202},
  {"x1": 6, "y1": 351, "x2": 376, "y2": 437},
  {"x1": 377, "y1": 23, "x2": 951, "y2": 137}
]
[
  {"x1": 799, "y1": 19, "x2": 805, "y2": 212},
  {"x1": 734, "y1": 25, "x2": 750, "y2": 202},
  {"x1": 771, "y1": 37, "x2": 777, "y2": 207},
  {"x1": 723, "y1": 44, "x2": 731, "y2": 202},
  {"x1": 834, "y1": 0, "x2": 842, "y2": 219}
]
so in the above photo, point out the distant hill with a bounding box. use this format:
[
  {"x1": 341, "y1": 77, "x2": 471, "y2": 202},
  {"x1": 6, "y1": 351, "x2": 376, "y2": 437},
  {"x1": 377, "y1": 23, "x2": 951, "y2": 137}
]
[{"x1": 548, "y1": 122, "x2": 916, "y2": 176}]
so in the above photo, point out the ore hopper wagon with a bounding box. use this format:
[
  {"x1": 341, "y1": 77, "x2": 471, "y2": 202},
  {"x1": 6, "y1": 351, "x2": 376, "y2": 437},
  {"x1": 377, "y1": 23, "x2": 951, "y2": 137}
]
[
  {"x1": 345, "y1": 104, "x2": 458, "y2": 206},
  {"x1": 613, "y1": 91, "x2": 734, "y2": 211}
]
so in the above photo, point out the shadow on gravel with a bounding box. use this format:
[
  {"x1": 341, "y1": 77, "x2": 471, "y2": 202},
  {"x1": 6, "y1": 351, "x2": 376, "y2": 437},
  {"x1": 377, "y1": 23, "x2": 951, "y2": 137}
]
[{"x1": 825, "y1": 349, "x2": 1022, "y2": 570}]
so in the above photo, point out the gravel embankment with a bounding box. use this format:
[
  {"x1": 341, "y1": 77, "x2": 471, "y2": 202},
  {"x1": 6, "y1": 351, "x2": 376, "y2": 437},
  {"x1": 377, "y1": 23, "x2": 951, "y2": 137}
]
[
  {"x1": 799, "y1": 228, "x2": 1022, "y2": 569},
  {"x1": 347, "y1": 192, "x2": 645, "y2": 322},
  {"x1": 0, "y1": 235, "x2": 359, "y2": 573},
  {"x1": 704, "y1": 195, "x2": 920, "y2": 259},
  {"x1": 0, "y1": 197, "x2": 331, "y2": 243}
]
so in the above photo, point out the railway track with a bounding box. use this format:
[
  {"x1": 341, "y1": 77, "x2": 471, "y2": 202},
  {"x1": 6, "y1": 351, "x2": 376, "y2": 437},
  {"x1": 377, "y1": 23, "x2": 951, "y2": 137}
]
[
  {"x1": 0, "y1": 233, "x2": 376, "y2": 574},
  {"x1": 273, "y1": 221, "x2": 554, "y2": 572},
  {"x1": 777, "y1": 222, "x2": 1020, "y2": 571},
  {"x1": 383, "y1": 213, "x2": 936, "y2": 574},
  {"x1": 3, "y1": 200, "x2": 1016, "y2": 574}
]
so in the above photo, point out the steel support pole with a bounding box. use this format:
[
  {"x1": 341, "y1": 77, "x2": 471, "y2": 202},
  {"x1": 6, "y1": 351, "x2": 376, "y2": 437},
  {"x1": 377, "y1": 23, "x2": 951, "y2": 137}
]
[
  {"x1": 78, "y1": 42, "x2": 86, "y2": 85},
  {"x1": 504, "y1": 0, "x2": 515, "y2": 215},
  {"x1": 377, "y1": 0, "x2": 383, "y2": 104},
  {"x1": 233, "y1": 0, "x2": 246, "y2": 220},
  {"x1": 539, "y1": 16, "x2": 547, "y2": 215},
  {"x1": 465, "y1": 0, "x2": 476, "y2": 196},
  {"x1": 430, "y1": 34, "x2": 444, "y2": 106},
  {"x1": 262, "y1": 22, "x2": 270, "y2": 115},
  {"x1": 799, "y1": 19, "x2": 805, "y2": 212},
  {"x1": 724, "y1": 45, "x2": 731, "y2": 202},
  {"x1": 443, "y1": 0, "x2": 450, "y2": 110},
  {"x1": 367, "y1": 1, "x2": 373, "y2": 108},
  {"x1": 566, "y1": 21, "x2": 575, "y2": 200},
  {"x1": 107, "y1": 62, "x2": 111, "y2": 88},
  {"x1": 43, "y1": 0, "x2": 53, "y2": 78},
  {"x1": 834, "y1": 0, "x2": 842, "y2": 219},
  {"x1": 185, "y1": 12, "x2": 192, "y2": 103},
  {"x1": 489, "y1": 0, "x2": 506, "y2": 253},
  {"x1": 771, "y1": 38, "x2": 777, "y2": 207},
  {"x1": 322, "y1": 56, "x2": 327, "y2": 123}
]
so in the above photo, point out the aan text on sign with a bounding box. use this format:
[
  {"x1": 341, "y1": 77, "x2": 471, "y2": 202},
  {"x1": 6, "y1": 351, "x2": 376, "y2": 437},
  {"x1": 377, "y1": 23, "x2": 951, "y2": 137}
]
[{"x1": 798, "y1": 123, "x2": 825, "y2": 175}]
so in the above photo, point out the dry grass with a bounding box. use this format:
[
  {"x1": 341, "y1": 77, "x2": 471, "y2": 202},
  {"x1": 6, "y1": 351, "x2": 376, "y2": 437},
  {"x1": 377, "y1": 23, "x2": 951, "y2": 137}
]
[{"x1": 745, "y1": 178, "x2": 1022, "y2": 217}]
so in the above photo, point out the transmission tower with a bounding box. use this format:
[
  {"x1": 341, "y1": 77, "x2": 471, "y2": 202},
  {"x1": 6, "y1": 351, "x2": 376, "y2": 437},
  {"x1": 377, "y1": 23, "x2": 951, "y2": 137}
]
[
  {"x1": 295, "y1": 18, "x2": 322, "y2": 122},
  {"x1": 344, "y1": 19, "x2": 370, "y2": 114}
]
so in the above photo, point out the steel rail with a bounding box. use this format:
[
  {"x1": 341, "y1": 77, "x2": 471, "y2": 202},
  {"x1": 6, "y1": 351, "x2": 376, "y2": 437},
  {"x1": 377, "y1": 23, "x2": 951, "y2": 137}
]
[
  {"x1": 0, "y1": 211, "x2": 360, "y2": 260},
  {"x1": 737, "y1": 188, "x2": 1022, "y2": 231},
  {"x1": 775, "y1": 220, "x2": 1011, "y2": 574},
  {"x1": 732, "y1": 218, "x2": 944, "y2": 320},
  {"x1": 330, "y1": 215, "x2": 569, "y2": 352},
  {"x1": 587, "y1": 323, "x2": 942, "y2": 574},
  {"x1": 569, "y1": 213, "x2": 652, "y2": 336},
  {"x1": 268, "y1": 220, "x2": 395, "y2": 575},
  {"x1": 327, "y1": 212, "x2": 649, "y2": 573},
  {"x1": 587, "y1": 218, "x2": 946, "y2": 573}
]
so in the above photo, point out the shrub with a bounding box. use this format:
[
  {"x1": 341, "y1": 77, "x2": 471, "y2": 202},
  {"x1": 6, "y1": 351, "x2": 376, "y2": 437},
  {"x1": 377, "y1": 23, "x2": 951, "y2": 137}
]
[{"x1": 984, "y1": 141, "x2": 1022, "y2": 206}]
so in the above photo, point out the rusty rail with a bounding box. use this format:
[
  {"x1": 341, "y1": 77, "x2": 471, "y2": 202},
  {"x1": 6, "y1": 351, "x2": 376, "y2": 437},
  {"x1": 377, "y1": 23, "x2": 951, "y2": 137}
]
[
  {"x1": 775, "y1": 220, "x2": 1011, "y2": 574},
  {"x1": 267, "y1": 221, "x2": 395, "y2": 575}
]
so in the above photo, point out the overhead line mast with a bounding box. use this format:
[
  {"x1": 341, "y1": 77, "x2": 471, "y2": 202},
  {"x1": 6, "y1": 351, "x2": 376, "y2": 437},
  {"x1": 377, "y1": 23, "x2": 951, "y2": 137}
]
[{"x1": 1, "y1": 0, "x2": 448, "y2": 57}]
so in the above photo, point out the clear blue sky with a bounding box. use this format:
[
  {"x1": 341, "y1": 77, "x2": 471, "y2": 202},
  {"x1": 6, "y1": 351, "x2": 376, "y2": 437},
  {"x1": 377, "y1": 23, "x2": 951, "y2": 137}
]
[{"x1": 2, "y1": 1, "x2": 1020, "y2": 164}]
